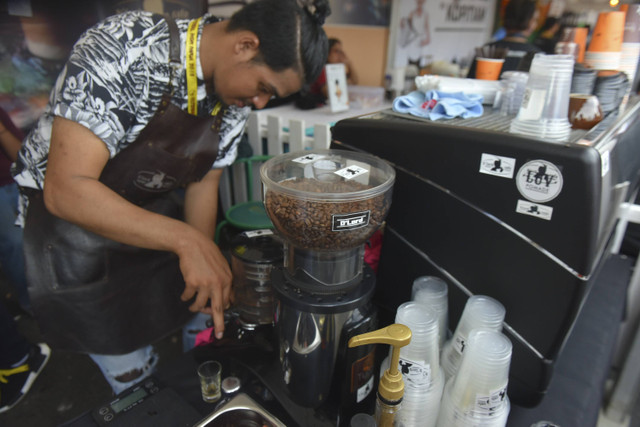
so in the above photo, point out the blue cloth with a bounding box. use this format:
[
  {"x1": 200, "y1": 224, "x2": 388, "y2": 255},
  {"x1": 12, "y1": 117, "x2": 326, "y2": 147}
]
[
  {"x1": 393, "y1": 90, "x2": 484, "y2": 120},
  {"x1": 0, "y1": 183, "x2": 30, "y2": 312}
]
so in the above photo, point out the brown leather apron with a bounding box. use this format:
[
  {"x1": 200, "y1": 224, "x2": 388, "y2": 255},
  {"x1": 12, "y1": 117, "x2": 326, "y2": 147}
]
[{"x1": 22, "y1": 17, "x2": 226, "y2": 354}]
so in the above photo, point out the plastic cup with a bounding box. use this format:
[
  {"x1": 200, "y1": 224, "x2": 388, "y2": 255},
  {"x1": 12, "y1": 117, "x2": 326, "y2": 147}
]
[
  {"x1": 441, "y1": 295, "x2": 505, "y2": 380},
  {"x1": 475, "y1": 58, "x2": 505, "y2": 80},
  {"x1": 435, "y1": 329, "x2": 512, "y2": 427},
  {"x1": 437, "y1": 378, "x2": 510, "y2": 426},
  {"x1": 381, "y1": 357, "x2": 444, "y2": 427},
  {"x1": 449, "y1": 329, "x2": 512, "y2": 407},
  {"x1": 510, "y1": 54, "x2": 574, "y2": 142},
  {"x1": 197, "y1": 360, "x2": 222, "y2": 403},
  {"x1": 388, "y1": 302, "x2": 443, "y2": 426},
  {"x1": 554, "y1": 41, "x2": 579, "y2": 61},
  {"x1": 411, "y1": 276, "x2": 449, "y2": 348},
  {"x1": 394, "y1": 301, "x2": 440, "y2": 389},
  {"x1": 397, "y1": 366, "x2": 444, "y2": 427},
  {"x1": 560, "y1": 27, "x2": 588, "y2": 63}
]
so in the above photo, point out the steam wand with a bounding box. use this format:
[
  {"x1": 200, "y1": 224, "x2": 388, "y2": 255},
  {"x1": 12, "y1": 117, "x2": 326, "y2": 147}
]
[{"x1": 349, "y1": 324, "x2": 412, "y2": 427}]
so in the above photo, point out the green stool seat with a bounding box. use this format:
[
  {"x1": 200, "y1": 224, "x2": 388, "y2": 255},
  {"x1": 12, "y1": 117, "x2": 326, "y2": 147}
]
[
  {"x1": 225, "y1": 200, "x2": 273, "y2": 230},
  {"x1": 214, "y1": 155, "x2": 274, "y2": 244}
]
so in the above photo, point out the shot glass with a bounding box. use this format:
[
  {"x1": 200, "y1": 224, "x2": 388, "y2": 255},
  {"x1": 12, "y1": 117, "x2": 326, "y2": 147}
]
[{"x1": 198, "y1": 360, "x2": 222, "y2": 403}]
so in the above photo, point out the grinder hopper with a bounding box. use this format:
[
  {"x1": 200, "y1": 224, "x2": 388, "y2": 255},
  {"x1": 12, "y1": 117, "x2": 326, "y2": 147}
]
[{"x1": 260, "y1": 149, "x2": 395, "y2": 291}]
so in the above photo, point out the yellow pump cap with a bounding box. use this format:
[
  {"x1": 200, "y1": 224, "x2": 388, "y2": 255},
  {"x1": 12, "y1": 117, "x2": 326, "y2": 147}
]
[{"x1": 348, "y1": 324, "x2": 412, "y2": 402}]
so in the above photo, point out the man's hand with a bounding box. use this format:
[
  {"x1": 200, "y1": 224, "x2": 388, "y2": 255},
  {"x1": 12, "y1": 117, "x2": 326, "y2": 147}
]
[{"x1": 176, "y1": 229, "x2": 232, "y2": 340}]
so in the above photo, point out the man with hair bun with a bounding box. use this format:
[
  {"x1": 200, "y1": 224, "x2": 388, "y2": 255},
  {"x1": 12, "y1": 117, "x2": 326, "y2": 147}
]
[{"x1": 12, "y1": 0, "x2": 330, "y2": 394}]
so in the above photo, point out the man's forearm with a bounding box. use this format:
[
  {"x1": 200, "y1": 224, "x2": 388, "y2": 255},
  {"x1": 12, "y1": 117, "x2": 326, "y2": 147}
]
[{"x1": 184, "y1": 168, "x2": 222, "y2": 240}]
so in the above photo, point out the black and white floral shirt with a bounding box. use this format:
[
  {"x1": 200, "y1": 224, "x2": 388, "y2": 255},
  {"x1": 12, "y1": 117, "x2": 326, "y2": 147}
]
[{"x1": 12, "y1": 10, "x2": 250, "y2": 225}]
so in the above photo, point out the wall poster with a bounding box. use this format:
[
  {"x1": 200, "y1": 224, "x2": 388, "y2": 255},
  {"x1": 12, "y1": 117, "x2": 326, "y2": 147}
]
[{"x1": 387, "y1": 0, "x2": 496, "y2": 70}]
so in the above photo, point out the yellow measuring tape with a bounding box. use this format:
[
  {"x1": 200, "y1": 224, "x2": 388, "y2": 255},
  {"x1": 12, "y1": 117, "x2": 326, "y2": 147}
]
[{"x1": 186, "y1": 18, "x2": 222, "y2": 117}]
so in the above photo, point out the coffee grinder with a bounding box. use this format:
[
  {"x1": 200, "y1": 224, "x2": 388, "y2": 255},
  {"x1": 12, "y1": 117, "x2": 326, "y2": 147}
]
[{"x1": 260, "y1": 149, "x2": 395, "y2": 424}]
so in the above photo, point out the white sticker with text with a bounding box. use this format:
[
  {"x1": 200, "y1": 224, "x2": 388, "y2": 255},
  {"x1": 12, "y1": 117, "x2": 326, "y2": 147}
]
[
  {"x1": 335, "y1": 165, "x2": 369, "y2": 180},
  {"x1": 516, "y1": 200, "x2": 553, "y2": 221},
  {"x1": 516, "y1": 160, "x2": 563, "y2": 203},
  {"x1": 292, "y1": 153, "x2": 326, "y2": 164},
  {"x1": 479, "y1": 153, "x2": 516, "y2": 179}
]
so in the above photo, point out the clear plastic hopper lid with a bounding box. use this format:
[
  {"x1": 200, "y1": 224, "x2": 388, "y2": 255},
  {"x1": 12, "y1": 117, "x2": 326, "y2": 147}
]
[{"x1": 260, "y1": 149, "x2": 395, "y2": 252}]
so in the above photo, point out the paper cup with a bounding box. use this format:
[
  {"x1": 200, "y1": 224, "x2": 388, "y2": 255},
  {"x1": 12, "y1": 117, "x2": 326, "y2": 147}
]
[
  {"x1": 568, "y1": 94, "x2": 603, "y2": 129},
  {"x1": 475, "y1": 57, "x2": 505, "y2": 80},
  {"x1": 588, "y1": 11, "x2": 626, "y2": 52}
]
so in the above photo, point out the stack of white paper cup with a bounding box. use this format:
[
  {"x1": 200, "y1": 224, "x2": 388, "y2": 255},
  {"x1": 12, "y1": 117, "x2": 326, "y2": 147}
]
[
  {"x1": 388, "y1": 301, "x2": 444, "y2": 427},
  {"x1": 411, "y1": 276, "x2": 449, "y2": 350},
  {"x1": 509, "y1": 54, "x2": 574, "y2": 142},
  {"x1": 441, "y1": 295, "x2": 505, "y2": 381},
  {"x1": 436, "y1": 329, "x2": 512, "y2": 427}
]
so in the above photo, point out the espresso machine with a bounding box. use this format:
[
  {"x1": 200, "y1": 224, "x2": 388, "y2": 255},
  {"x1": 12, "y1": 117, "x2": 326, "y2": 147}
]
[{"x1": 260, "y1": 149, "x2": 395, "y2": 423}]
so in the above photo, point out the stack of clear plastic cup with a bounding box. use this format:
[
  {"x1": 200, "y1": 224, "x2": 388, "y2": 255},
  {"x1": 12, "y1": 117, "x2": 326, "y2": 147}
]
[
  {"x1": 411, "y1": 276, "x2": 449, "y2": 350},
  {"x1": 383, "y1": 301, "x2": 444, "y2": 427},
  {"x1": 509, "y1": 54, "x2": 575, "y2": 142},
  {"x1": 436, "y1": 329, "x2": 512, "y2": 427},
  {"x1": 498, "y1": 71, "x2": 529, "y2": 116},
  {"x1": 441, "y1": 295, "x2": 505, "y2": 381}
]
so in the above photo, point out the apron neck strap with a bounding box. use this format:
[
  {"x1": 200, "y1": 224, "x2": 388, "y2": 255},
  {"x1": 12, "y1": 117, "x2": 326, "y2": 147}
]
[{"x1": 165, "y1": 16, "x2": 181, "y2": 96}]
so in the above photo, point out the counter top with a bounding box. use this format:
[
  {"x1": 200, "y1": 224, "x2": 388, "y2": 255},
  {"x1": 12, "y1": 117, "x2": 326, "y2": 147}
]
[{"x1": 64, "y1": 252, "x2": 630, "y2": 427}]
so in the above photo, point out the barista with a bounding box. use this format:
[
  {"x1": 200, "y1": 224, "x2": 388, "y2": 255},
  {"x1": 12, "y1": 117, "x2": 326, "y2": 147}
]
[{"x1": 12, "y1": 0, "x2": 329, "y2": 390}]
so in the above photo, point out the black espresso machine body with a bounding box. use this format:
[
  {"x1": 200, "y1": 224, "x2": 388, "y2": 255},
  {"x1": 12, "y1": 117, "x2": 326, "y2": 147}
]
[{"x1": 330, "y1": 102, "x2": 640, "y2": 407}]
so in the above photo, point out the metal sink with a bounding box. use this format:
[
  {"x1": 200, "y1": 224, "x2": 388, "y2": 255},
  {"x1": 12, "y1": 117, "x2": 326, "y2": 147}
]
[{"x1": 193, "y1": 393, "x2": 286, "y2": 427}]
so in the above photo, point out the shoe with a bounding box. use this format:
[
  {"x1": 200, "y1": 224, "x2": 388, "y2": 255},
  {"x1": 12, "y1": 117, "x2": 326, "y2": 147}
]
[{"x1": 0, "y1": 343, "x2": 51, "y2": 413}]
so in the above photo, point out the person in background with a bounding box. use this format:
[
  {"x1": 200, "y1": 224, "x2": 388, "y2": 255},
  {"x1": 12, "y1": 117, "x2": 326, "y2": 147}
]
[
  {"x1": 0, "y1": 302, "x2": 50, "y2": 414},
  {"x1": 533, "y1": 16, "x2": 562, "y2": 54},
  {"x1": 299, "y1": 37, "x2": 359, "y2": 108},
  {"x1": 467, "y1": 0, "x2": 542, "y2": 78},
  {"x1": 0, "y1": 108, "x2": 30, "y2": 314},
  {"x1": 0, "y1": 108, "x2": 49, "y2": 414},
  {"x1": 12, "y1": 0, "x2": 329, "y2": 394}
]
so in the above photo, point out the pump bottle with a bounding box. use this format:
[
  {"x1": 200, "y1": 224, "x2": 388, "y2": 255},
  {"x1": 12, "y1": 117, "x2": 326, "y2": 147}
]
[{"x1": 349, "y1": 324, "x2": 412, "y2": 427}]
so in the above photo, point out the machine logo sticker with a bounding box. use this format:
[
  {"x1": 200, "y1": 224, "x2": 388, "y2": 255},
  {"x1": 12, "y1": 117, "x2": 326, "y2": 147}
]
[
  {"x1": 332, "y1": 211, "x2": 370, "y2": 231},
  {"x1": 479, "y1": 153, "x2": 516, "y2": 179},
  {"x1": 516, "y1": 200, "x2": 553, "y2": 221},
  {"x1": 516, "y1": 160, "x2": 563, "y2": 203}
]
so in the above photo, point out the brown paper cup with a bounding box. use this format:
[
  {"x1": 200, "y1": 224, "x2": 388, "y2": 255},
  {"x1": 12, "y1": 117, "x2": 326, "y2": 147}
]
[
  {"x1": 475, "y1": 57, "x2": 504, "y2": 80},
  {"x1": 588, "y1": 11, "x2": 626, "y2": 52},
  {"x1": 568, "y1": 94, "x2": 603, "y2": 129}
]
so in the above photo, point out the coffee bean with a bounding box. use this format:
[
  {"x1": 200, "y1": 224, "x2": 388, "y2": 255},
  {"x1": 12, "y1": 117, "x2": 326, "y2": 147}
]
[{"x1": 264, "y1": 178, "x2": 391, "y2": 251}]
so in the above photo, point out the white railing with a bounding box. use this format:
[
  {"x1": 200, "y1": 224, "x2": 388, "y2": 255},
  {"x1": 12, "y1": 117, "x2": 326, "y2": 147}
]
[{"x1": 219, "y1": 111, "x2": 332, "y2": 213}]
